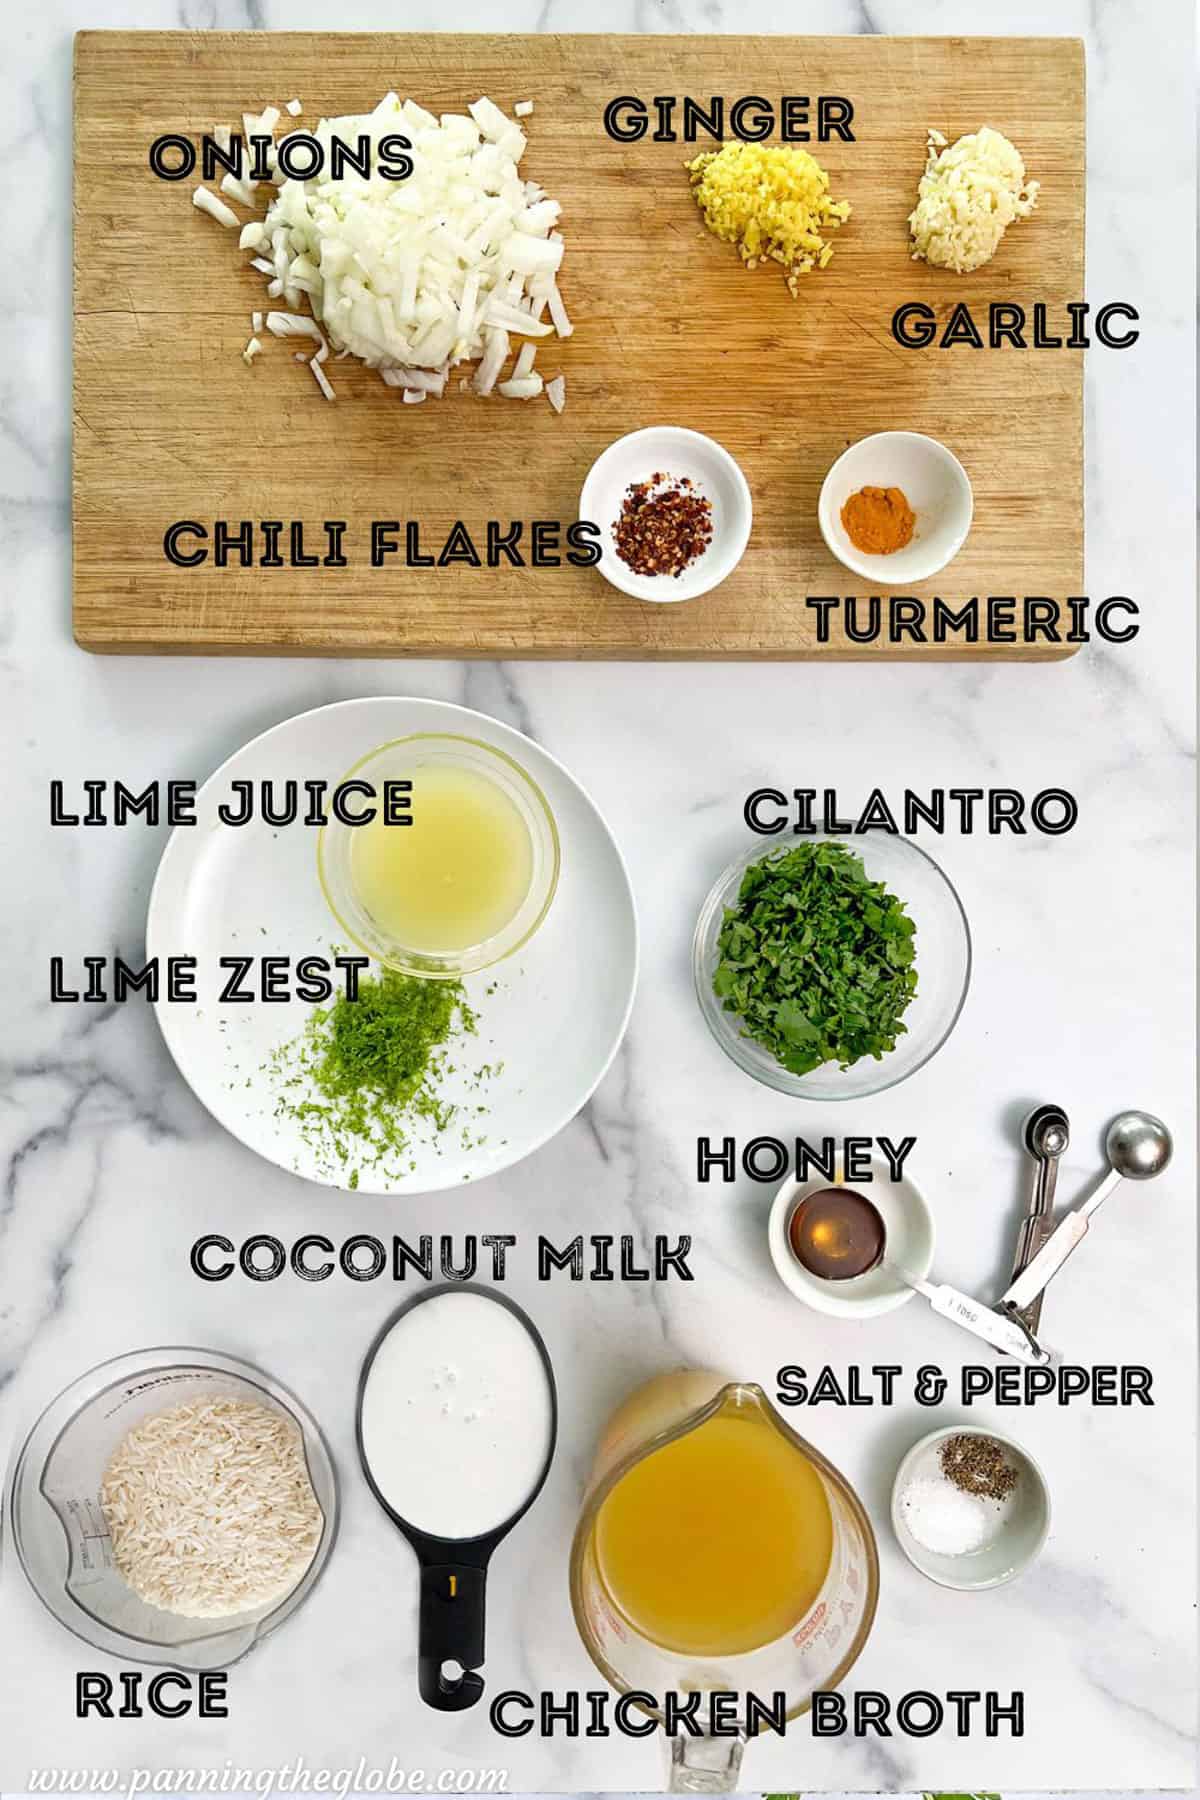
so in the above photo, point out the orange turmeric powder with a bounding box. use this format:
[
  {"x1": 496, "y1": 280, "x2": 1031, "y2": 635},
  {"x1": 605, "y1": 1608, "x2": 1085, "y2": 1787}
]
[{"x1": 840, "y1": 485, "x2": 915, "y2": 556}]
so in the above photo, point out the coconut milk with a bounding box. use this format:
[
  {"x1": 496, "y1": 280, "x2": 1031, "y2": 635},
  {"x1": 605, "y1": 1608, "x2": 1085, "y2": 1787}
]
[{"x1": 360, "y1": 1292, "x2": 553, "y2": 1541}]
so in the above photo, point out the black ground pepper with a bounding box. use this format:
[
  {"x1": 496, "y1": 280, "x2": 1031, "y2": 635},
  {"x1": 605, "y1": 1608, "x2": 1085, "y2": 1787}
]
[
  {"x1": 939, "y1": 1433, "x2": 1020, "y2": 1502},
  {"x1": 613, "y1": 471, "x2": 714, "y2": 577}
]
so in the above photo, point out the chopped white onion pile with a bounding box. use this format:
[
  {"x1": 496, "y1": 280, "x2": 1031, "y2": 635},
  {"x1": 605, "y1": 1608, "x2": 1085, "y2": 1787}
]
[{"x1": 193, "y1": 92, "x2": 569, "y2": 411}]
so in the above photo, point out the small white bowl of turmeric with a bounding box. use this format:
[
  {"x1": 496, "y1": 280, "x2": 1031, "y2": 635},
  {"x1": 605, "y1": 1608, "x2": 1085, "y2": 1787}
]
[{"x1": 818, "y1": 430, "x2": 972, "y2": 584}]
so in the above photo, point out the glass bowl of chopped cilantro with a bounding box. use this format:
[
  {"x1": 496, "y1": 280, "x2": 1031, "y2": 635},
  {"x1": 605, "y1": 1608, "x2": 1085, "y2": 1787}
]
[{"x1": 694, "y1": 836, "x2": 971, "y2": 1099}]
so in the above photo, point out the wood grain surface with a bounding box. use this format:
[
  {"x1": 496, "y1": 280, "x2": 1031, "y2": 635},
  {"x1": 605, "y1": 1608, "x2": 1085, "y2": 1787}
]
[{"x1": 73, "y1": 32, "x2": 1084, "y2": 658}]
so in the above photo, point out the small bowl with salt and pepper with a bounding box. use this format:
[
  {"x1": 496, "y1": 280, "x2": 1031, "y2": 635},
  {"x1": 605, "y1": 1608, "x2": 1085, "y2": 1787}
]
[{"x1": 891, "y1": 1424, "x2": 1050, "y2": 1591}]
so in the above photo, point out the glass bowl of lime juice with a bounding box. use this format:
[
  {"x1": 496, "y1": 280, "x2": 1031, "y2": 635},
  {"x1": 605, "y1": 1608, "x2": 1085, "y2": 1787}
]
[{"x1": 318, "y1": 733, "x2": 561, "y2": 979}]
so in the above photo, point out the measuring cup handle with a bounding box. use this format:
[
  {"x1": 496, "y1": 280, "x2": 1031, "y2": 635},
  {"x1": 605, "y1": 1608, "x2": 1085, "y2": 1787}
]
[
  {"x1": 417, "y1": 1562, "x2": 487, "y2": 1711},
  {"x1": 668, "y1": 1733, "x2": 747, "y2": 1793}
]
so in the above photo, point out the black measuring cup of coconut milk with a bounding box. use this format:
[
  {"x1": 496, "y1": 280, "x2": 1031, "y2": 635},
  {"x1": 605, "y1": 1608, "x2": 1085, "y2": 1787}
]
[{"x1": 356, "y1": 1284, "x2": 558, "y2": 1712}]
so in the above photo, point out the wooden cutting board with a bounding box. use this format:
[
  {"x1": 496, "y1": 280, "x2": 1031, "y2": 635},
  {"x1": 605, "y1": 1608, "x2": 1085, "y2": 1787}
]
[{"x1": 73, "y1": 32, "x2": 1084, "y2": 658}]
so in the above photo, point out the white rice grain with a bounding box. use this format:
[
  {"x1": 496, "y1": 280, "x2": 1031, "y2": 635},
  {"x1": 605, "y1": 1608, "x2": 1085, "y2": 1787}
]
[{"x1": 100, "y1": 1396, "x2": 323, "y2": 1619}]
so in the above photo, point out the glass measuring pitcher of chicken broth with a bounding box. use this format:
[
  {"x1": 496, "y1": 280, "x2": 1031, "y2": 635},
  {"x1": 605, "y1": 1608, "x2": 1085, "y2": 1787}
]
[{"x1": 569, "y1": 1371, "x2": 878, "y2": 1792}]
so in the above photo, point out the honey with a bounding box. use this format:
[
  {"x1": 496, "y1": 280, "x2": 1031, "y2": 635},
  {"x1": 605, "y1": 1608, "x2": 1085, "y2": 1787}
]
[{"x1": 789, "y1": 1187, "x2": 886, "y2": 1280}]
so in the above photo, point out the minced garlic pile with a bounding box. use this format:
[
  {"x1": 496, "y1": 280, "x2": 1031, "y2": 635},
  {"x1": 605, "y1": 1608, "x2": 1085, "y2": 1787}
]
[
  {"x1": 686, "y1": 143, "x2": 851, "y2": 295},
  {"x1": 908, "y1": 126, "x2": 1039, "y2": 273}
]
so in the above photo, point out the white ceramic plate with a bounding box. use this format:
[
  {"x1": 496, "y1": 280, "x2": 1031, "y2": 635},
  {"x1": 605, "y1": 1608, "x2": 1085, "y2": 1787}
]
[{"x1": 147, "y1": 698, "x2": 638, "y2": 1195}]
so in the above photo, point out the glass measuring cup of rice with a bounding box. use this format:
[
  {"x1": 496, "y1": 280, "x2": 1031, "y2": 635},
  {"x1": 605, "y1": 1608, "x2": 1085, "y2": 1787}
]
[
  {"x1": 4, "y1": 1347, "x2": 337, "y2": 1670},
  {"x1": 318, "y1": 733, "x2": 561, "y2": 979}
]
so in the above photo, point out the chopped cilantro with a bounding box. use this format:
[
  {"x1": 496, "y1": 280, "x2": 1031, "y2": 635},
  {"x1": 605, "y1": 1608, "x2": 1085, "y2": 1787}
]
[{"x1": 713, "y1": 841, "x2": 917, "y2": 1075}]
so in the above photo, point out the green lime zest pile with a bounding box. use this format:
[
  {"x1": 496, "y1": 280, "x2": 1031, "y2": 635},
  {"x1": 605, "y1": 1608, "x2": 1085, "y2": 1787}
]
[
  {"x1": 268, "y1": 968, "x2": 494, "y2": 1187},
  {"x1": 712, "y1": 841, "x2": 917, "y2": 1076}
]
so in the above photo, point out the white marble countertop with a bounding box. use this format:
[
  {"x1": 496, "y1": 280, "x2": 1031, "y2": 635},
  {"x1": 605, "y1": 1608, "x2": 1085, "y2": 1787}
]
[{"x1": 0, "y1": 0, "x2": 1195, "y2": 1793}]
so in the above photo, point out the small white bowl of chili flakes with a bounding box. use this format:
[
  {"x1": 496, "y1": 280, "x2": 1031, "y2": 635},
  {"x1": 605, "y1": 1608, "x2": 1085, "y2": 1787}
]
[{"x1": 581, "y1": 426, "x2": 753, "y2": 603}]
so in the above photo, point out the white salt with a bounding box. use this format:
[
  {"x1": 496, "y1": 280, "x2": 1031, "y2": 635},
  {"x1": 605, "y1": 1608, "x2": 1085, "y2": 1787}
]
[{"x1": 899, "y1": 1474, "x2": 996, "y2": 1555}]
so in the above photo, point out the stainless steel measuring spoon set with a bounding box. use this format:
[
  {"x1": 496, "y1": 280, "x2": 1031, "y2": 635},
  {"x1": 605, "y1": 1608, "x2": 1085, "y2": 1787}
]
[
  {"x1": 991, "y1": 1105, "x2": 1173, "y2": 1360},
  {"x1": 900, "y1": 1106, "x2": 1172, "y2": 1367}
]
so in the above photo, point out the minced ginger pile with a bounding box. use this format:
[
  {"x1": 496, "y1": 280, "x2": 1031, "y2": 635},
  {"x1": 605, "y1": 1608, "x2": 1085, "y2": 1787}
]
[{"x1": 687, "y1": 143, "x2": 851, "y2": 294}]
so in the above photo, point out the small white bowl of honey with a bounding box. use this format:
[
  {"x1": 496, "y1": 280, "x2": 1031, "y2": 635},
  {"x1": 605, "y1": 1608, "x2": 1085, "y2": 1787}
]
[{"x1": 768, "y1": 1157, "x2": 935, "y2": 1318}]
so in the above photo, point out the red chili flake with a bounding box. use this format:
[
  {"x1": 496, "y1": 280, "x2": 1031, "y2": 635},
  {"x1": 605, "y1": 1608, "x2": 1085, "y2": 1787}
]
[{"x1": 612, "y1": 472, "x2": 714, "y2": 578}]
